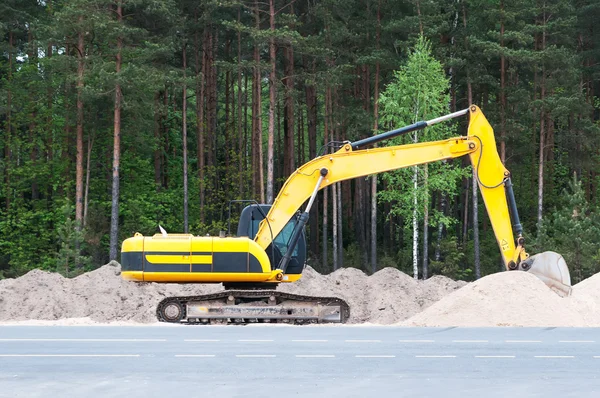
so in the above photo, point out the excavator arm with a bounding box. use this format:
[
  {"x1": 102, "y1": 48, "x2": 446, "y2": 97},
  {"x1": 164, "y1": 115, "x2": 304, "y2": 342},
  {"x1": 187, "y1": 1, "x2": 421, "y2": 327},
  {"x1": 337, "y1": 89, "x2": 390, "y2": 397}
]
[{"x1": 256, "y1": 105, "x2": 571, "y2": 295}]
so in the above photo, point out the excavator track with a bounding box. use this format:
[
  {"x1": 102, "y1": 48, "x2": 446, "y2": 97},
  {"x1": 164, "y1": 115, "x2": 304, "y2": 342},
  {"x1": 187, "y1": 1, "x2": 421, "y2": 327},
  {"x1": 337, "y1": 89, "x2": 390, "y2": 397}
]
[{"x1": 156, "y1": 290, "x2": 350, "y2": 325}]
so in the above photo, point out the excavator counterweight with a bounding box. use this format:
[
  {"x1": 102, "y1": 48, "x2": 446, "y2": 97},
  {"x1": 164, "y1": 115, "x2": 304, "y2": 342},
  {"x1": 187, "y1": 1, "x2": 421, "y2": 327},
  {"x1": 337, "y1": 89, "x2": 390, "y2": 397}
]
[{"x1": 120, "y1": 105, "x2": 572, "y2": 324}]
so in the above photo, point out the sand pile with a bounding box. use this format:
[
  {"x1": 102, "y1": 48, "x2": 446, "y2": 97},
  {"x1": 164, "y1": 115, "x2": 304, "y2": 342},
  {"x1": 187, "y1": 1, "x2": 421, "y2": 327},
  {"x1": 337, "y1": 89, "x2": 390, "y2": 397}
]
[
  {"x1": 401, "y1": 271, "x2": 600, "y2": 327},
  {"x1": 0, "y1": 262, "x2": 464, "y2": 324},
  {"x1": 0, "y1": 262, "x2": 221, "y2": 323},
  {"x1": 3, "y1": 262, "x2": 600, "y2": 326},
  {"x1": 279, "y1": 266, "x2": 465, "y2": 324}
]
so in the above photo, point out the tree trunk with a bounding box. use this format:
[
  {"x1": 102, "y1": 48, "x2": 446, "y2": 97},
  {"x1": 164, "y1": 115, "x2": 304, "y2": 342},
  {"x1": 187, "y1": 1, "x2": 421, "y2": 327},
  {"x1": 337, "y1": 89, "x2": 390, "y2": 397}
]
[
  {"x1": 84, "y1": 134, "x2": 94, "y2": 226},
  {"x1": 462, "y1": 174, "x2": 470, "y2": 244},
  {"x1": 266, "y1": 0, "x2": 276, "y2": 204},
  {"x1": 499, "y1": 0, "x2": 506, "y2": 164},
  {"x1": 297, "y1": 106, "x2": 304, "y2": 166},
  {"x1": 333, "y1": 88, "x2": 343, "y2": 268},
  {"x1": 244, "y1": 73, "x2": 249, "y2": 194},
  {"x1": 162, "y1": 90, "x2": 169, "y2": 189},
  {"x1": 434, "y1": 193, "x2": 446, "y2": 261},
  {"x1": 4, "y1": 30, "x2": 13, "y2": 210},
  {"x1": 109, "y1": 3, "x2": 123, "y2": 260},
  {"x1": 195, "y1": 25, "x2": 206, "y2": 222},
  {"x1": 283, "y1": 44, "x2": 295, "y2": 178},
  {"x1": 76, "y1": 19, "x2": 85, "y2": 232},
  {"x1": 423, "y1": 165, "x2": 429, "y2": 279},
  {"x1": 27, "y1": 28, "x2": 39, "y2": 201},
  {"x1": 412, "y1": 165, "x2": 418, "y2": 279},
  {"x1": 416, "y1": 0, "x2": 424, "y2": 35},
  {"x1": 537, "y1": 10, "x2": 547, "y2": 228},
  {"x1": 371, "y1": 0, "x2": 381, "y2": 275},
  {"x1": 473, "y1": 172, "x2": 480, "y2": 279},
  {"x1": 154, "y1": 91, "x2": 162, "y2": 187},
  {"x1": 305, "y1": 58, "x2": 318, "y2": 256},
  {"x1": 61, "y1": 42, "x2": 71, "y2": 198},
  {"x1": 252, "y1": 0, "x2": 264, "y2": 202},
  {"x1": 322, "y1": 86, "x2": 330, "y2": 270},
  {"x1": 337, "y1": 181, "x2": 343, "y2": 268},
  {"x1": 224, "y1": 42, "x2": 231, "y2": 178},
  {"x1": 206, "y1": 29, "x2": 217, "y2": 174},
  {"x1": 412, "y1": 106, "x2": 419, "y2": 280},
  {"x1": 182, "y1": 41, "x2": 189, "y2": 233},
  {"x1": 276, "y1": 100, "x2": 282, "y2": 184},
  {"x1": 332, "y1": 183, "x2": 338, "y2": 270},
  {"x1": 46, "y1": 21, "x2": 54, "y2": 201},
  {"x1": 465, "y1": 45, "x2": 478, "y2": 277},
  {"x1": 237, "y1": 8, "x2": 244, "y2": 197}
]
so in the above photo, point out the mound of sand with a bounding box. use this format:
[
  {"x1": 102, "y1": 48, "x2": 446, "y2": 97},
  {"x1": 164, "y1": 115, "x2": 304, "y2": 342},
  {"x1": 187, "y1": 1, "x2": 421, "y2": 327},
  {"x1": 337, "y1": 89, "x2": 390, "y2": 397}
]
[
  {"x1": 401, "y1": 271, "x2": 594, "y2": 327},
  {"x1": 0, "y1": 262, "x2": 221, "y2": 323},
  {"x1": 0, "y1": 263, "x2": 464, "y2": 325},
  {"x1": 3, "y1": 262, "x2": 600, "y2": 327},
  {"x1": 281, "y1": 266, "x2": 465, "y2": 324}
]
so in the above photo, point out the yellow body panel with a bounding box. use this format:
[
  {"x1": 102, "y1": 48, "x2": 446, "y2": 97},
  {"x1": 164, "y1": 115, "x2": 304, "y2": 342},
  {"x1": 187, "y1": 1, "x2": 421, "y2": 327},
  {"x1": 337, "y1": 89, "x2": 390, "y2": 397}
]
[
  {"x1": 191, "y1": 238, "x2": 213, "y2": 253},
  {"x1": 121, "y1": 270, "x2": 296, "y2": 283},
  {"x1": 121, "y1": 234, "x2": 144, "y2": 252},
  {"x1": 190, "y1": 255, "x2": 212, "y2": 264},
  {"x1": 144, "y1": 255, "x2": 212, "y2": 264},
  {"x1": 144, "y1": 234, "x2": 192, "y2": 252},
  {"x1": 120, "y1": 233, "x2": 284, "y2": 283}
]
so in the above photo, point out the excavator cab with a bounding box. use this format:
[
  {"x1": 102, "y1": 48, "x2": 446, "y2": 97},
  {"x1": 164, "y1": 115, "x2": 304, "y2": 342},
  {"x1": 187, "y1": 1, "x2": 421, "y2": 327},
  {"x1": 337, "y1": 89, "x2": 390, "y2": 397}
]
[{"x1": 237, "y1": 204, "x2": 306, "y2": 275}]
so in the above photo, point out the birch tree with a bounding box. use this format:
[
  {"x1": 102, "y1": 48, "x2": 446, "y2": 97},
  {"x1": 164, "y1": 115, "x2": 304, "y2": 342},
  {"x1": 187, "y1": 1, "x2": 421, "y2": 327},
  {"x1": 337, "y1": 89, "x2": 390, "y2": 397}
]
[{"x1": 378, "y1": 37, "x2": 467, "y2": 278}]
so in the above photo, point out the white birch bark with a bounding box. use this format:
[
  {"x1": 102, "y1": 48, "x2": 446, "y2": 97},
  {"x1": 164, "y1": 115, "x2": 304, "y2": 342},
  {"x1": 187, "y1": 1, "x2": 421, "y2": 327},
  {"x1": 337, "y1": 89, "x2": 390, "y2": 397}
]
[{"x1": 332, "y1": 184, "x2": 338, "y2": 270}]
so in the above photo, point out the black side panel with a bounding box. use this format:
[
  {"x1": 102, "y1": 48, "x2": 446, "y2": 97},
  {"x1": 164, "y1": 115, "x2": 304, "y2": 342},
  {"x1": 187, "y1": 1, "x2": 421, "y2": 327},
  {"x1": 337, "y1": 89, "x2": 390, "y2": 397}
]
[
  {"x1": 249, "y1": 254, "x2": 263, "y2": 273},
  {"x1": 121, "y1": 252, "x2": 143, "y2": 271},
  {"x1": 192, "y1": 264, "x2": 211, "y2": 272},
  {"x1": 144, "y1": 262, "x2": 190, "y2": 272},
  {"x1": 213, "y1": 252, "x2": 248, "y2": 272}
]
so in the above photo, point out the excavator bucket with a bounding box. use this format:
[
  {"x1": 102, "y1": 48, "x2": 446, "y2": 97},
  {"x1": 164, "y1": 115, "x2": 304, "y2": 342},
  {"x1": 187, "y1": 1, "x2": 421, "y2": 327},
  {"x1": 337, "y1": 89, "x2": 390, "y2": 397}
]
[{"x1": 517, "y1": 251, "x2": 572, "y2": 297}]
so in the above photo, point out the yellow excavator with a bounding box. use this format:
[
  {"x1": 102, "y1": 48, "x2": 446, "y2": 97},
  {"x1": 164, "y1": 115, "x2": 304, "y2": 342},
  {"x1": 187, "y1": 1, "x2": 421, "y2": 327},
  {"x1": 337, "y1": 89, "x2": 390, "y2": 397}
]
[{"x1": 120, "y1": 105, "x2": 571, "y2": 324}]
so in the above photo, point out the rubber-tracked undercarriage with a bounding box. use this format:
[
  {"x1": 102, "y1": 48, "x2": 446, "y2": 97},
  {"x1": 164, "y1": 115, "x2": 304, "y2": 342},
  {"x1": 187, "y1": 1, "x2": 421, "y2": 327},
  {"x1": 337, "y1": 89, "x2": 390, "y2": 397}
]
[{"x1": 156, "y1": 290, "x2": 350, "y2": 325}]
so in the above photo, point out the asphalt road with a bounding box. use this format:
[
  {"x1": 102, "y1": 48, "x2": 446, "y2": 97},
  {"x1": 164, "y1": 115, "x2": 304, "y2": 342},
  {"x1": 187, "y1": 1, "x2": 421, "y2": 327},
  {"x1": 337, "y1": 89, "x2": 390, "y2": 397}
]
[{"x1": 1, "y1": 325, "x2": 599, "y2": 398}]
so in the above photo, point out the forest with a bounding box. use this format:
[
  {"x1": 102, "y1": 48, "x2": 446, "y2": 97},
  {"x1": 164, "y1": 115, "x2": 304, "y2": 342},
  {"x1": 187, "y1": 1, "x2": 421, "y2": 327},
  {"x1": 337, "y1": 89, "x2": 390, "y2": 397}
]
[{"x1": 1, "y1": 0, "x2": 599, "y2": 283}]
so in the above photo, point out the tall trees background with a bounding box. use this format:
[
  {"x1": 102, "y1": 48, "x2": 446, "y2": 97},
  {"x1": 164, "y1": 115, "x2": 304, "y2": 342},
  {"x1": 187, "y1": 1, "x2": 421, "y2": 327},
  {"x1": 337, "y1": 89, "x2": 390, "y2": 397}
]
[{"x1": 1, "y1": 0, "x2": 599, "y2": 282}]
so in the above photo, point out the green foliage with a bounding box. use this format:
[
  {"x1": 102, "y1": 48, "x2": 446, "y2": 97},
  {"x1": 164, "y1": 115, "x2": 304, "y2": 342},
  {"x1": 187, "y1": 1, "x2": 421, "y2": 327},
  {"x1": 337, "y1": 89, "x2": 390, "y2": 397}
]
[
  {"x1": 378, "y1": 37, "x2": 468, "y2": 224},
  {"x1": 429, "y1": 236, "x2": 472, "y2": 281},
  {"x1": 56, "y1": 204, "x2": 91, "y2": 277},
  {"x1": 0, "y1": 0, "x2": 598, "y2": 282},
  {"x1": 535, "y1": 174, "x2": 600, "y2": 283}
]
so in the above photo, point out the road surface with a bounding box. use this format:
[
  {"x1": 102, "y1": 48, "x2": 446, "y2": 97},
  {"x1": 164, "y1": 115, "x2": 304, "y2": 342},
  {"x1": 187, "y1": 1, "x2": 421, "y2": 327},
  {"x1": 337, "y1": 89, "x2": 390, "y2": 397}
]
[{"x1": 1, "y1": 325, "x2": 599, "y2": 397}]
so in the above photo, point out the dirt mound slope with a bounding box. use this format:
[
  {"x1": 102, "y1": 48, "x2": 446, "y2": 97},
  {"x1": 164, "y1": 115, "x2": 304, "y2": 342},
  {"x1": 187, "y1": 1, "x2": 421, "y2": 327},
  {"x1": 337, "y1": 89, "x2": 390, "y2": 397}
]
[
  {"x1": 3, "y1": 263, "x2": 599, "y2": 326},
  {"x1": 281, "y1": 266, "x2": 464, "y2": 324},
  {"x1": 0, "y1": 262, "x2": 221, "y2": 323},
  {"x1": 0, "y1": 263, "x2": 464, "y2": 324},
  {"x1": 401, "y1": 271, "x2": 591, "y2": 327}
]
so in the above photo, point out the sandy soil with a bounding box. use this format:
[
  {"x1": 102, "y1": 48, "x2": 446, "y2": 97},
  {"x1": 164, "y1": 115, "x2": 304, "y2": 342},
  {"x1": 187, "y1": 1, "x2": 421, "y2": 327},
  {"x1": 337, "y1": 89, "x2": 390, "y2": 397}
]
[{"x1": 1, "y1": 262, "x2": 598, "y2": 327}]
